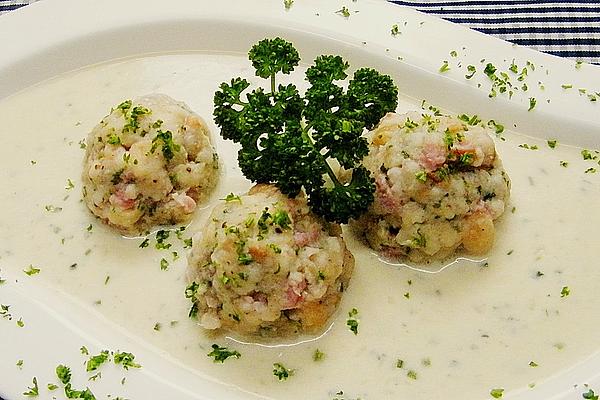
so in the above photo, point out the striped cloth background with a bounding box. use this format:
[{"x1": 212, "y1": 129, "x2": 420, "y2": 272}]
[{"x1": 1, "y1": 0, "x2": 598, "y2": 64}]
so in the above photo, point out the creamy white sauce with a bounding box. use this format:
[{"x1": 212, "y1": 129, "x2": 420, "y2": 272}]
[{"x1": 0, "y1": 53, "x2": 599, "y2": 399}]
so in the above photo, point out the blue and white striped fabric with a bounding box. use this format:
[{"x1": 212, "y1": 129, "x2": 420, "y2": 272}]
[
  {"x1": 389, "y1": 0, "x2": 600, "y2": 64},
  {"x1": 1, "y1": 0, "x2": 599, "y2": 64},
  {"x1": 0, "y1": 0, "x2": 38, "y2": 14}
]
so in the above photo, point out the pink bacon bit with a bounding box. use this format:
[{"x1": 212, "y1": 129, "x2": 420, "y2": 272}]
[
  {"x1": 174, "y1": 193, "x2": 196, "y2": 213},
  {"x1": 419, "y1": 142, "x2": 447, "y2": 172},
  {"x1": 282, "y1": 272, "x2": 307, "y2": 309},
  {"x1": 294, "y1": 229, "x2": 320, "y2": 247},
  {"x1": 109, "y1": 185, "x2": 136, "y2": 210},
  {"x1": 375, "y1": 174, "x2": 399, "y2": 213}
]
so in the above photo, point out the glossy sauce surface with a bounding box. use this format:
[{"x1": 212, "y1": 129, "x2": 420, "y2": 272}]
[{"x1": 0, "y1": 54, "x2": 599, "y2": 399}]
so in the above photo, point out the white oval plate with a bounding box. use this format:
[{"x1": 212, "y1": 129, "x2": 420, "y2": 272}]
[{"x1": 1, "y1": 1, "x2": 600, "y2": 399}]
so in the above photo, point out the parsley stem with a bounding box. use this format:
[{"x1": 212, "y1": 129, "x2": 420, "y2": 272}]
[
  {"x1": 270, "y1": 73, "x2": 276, "y2": 94},
  {"x1": 300, "y1": 126, "x2": 341, "y2": 187}
]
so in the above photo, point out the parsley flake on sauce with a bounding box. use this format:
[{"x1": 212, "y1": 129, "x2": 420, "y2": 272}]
[
  {"x1": 528, "y1": 97, "x2": 537, "y2": 111},
  {"x1": 207, "y1": 344, "x2": 241, "y2": 363},
  {"x1": 407, "y1": 370, "x2": 418, "y2": 380},
  {"x1": 346, "y1": 308, "x2": 360, "y2": 335},
  {"x1": 86, "y1": 350, "x2": 110, "y2": 372},
  {"x1": 113, "y1": 351, "x2": 141, "y2": 370},
  {"x1": 22, "y1": 377, "x2": 39, "y2": 397},
  {"x1": 439, "y1": 60, "x2": 450, "y2": 73},
  {"x1": 490, "y1": 388, "x2": 504, "y2": 398},
  {"x1": 560, "y1": 286, "x2": 570, "y2": 297},
  {"x1": 583, "y1": 389, "x2": 600, "y2": 400},
  {"x1": 24, "y1": 265, "x2": 40, "y2": 276},
  {"x1": 273, "y1": 362, "x2": 294, "y2": 381},
  {"x1": 465, "y1": 65, "x2": 476, "y2": 79},
  {"x1": 160, "y1": 258, "x2": 169, "y2": 270},
  {"x1": 547, "y1": 140, "x2": 557, "y2": 149},
  {"x1": 313, "y1": 349, "x2": 325, "y2": 362}
]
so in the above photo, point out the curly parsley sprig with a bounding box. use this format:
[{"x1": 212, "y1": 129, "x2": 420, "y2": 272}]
[{"x1": 214, "y1": 37, "x2": 398, "y2": 223}]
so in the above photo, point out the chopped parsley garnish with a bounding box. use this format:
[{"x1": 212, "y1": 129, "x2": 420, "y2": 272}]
[
  {"x1": 415, "y1": 170, "x2": 427, "y2": 183},
  {"x1": 346, "y1": 308, "x2": 359, "y2": 335},
  {"x1": 518, "y1": 144, "x2": 538, "y2": 150},
  {"x1": 439, "y1": 60, "x2": 450, "y2": 73},
  {"x1": 450, "y1": 50, "x2": 458, "y2": 57},
  {"x1": 273, "y1": 362, "x2": 294, "y2": 380},
  {"x1": 529, "y1": 361, "x2": 539, "y2": 367},
  {"x1": 313, "y1": 349, "x2": 325, "y2": 361},
  {"x1": 213, "y1": 37, "x2": 397, "y2": 223},
  {"x1": 23, "y1": 377, "x2": 39, "y2": 397},
  {"x1": 45, "y1": 205, "x2": 62, "y2": 213},
  {"x1": 111, "y1": 168, "x2": 124, "y2": 185},
  {"x1": 396, "y1": 359, "x2": 404, "y2": 368},
  {"x1": 560, "y1": 160, "x2": 569, "y2": 167},
  {"x1": 16, "y1": 318, "x2": 24, "y2": 327},
  {"x1": 80, "y1": 346, "x2": 89, "y2": 355},
  {"x1": 223, "y1": 193, "x2": 242, "y2": 202},
  {"x1": 581, "y1": 149, "x2": 597, "y2": 160},
  {"x1": 160, "y1": 258, "x2": 169, "y2": 270},
  {"x1": 24, "y1": 265, "x2": 40, "y2": 276},
  {"x1": 56, "y1": 364, "x2": 72, "y2": 385},
  {"x1": 490, "y1": 388, "x2": 504, "y2": 398},
  {"x1": 237, "y1": 253, "x2": 253, "y2": 265},
  {"x1": 86, "y1": 350, "x2": 110, "y2": 372},
  {"x1": 283, "y1": 0, "x2": 293, "y2": 9},
  {"x1": 107, "y1": 133, "x2": 121, "y2": 145},
  {"x1": 336, "y1": 6, "x2": 350, "y2": 18},
  {"x1": 391, "y1": 24, "x2": 400, "y2": 36},
  {"x1": 585, "y1": 167, "x2": 597, "y2": 174},
  {"x1": 583, "y1": 389, "x2": 599, "y2": 400},
  {"x1": 17, "y1": 359, "x2": 23, "y2": 368},
  {"x1": 155, "y1": 230, "x2": 172, "y2": 250},
  {"x1": 121, "y1": 104, "x2": 151, "y2": 134},
  {"x1": 0, "y1": 304, "x2": 11, "y2": 319},
  {"x1": 528, "y1": 97, "x2": 537, "y2": 111},
  {"x1": 576, "y1": 60, "x2": 584, "y2": 69},
  {"x1": 207, "y1": 344, "x2": 241, "y2": 363},
  {"x1": 273, "y1": 210, "x2": 291, "y2": 229},
  {"x1": 411, "y1": 230, "x2": 427, "y2": 248},
  {"x1": 407, "y1": 370, "x2": 418, "y2": 380},
  {"x1": 65, "y1": 179, "x2": 75, "y2": 190},
  {"x1": 139, "y1": 238, "x2": 149, "y2": 248},
  {"x1": 547, "y1": 139, "x2": 557, "y2": 149},
  {"x1": 47, "y1": 383, "x2": 59, "y2": 391},
  {"x1": 150, "y1": 130, "x2": 180, "y2": 161},
  {"x1": 487, "y1": 120, "x2": 505, "y2": 135},
  {"x1": 561, "y1": 84, "x2": 573, "y2": 89},
  {"x1": 153, "y1": 322, "x2": 161, "y2": 331},
  {"x1": 113, "y1": 351, "x2": 141, "y2": 370},
  {"x1": 560, "y1": 286, "x2": 570, "y2": 297},
  {"x1": 185, "y1": 281, "x2": 199, "y2": 299},
  {"x1": 458, "y1": 113, "x2": 481, "y2": 125},
  {"x1": 404, "y1": 118, "x2": 419, "y2": 129},
  {"x1": 465, "y1": 65, "x2": 476, "y2": 79}
]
